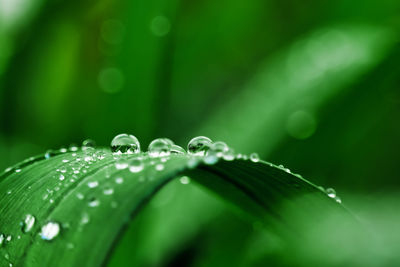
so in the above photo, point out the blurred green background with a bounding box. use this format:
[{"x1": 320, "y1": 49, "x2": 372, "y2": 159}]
[{"x1": 1, "y1": 0, "x2": 400, "y2": 266}]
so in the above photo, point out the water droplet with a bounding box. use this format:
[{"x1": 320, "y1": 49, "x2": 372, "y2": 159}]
[
  {"x1": 15, "y1": 169, "x2": 21, "y2": 173},
  {"x1": 76, "y1": 193, "x2": 84, "y2": 200},
  {"x1": 59, "y1": 147, "x2": 67, "y2": 153},
  {"x1": 187, "y1": 158, "x2": 199, "y2": 169},
  {"x1": 87, "y1": 181, "x2": 99, "y2": 188},
  {"x1": 170, "y1": 144, "x2": 186, "y2": 154},
  {"x1": 21, "y1": 214, "x2": 35, "y2": 233},
  {"x1": 0, "y1": 234, "x2": 5, "y2": 246},
  {"x1": 94, "y1": 151, "x2": 106, "y2": 160},
  {"x1": 187, "y1": 136, "x2": 212, "y2": 156},
  {"x1": 111, "y1": 134, "x2": 140, "y2": 154},
  {"x1": 179, "y1": 176, "x2": 190, "y2": 184},
  {"x1": 69, "y1": 144, "x2": 78, "y2": 152},
  {"x1": 209, "y1": 141, "x2": 229, "y2": 157},
  {"x1": 115, "y1": 158, "x2": 129, "y2": 169},
  {"x1": 155, "y1": 164, "x2": 164, "y2": 171},
  {"x1": 103, "y1": 187, "x2": 114, "y2": 195},
  {"x1": 250, "y1": 153, "x2": 260, "y2": 162},
  {"x1": 81, "y1": 213, "x2": 90, "y2": 224},
  {"x1": 59, "y1": 167, "x2": 67, "y2": 173},
  {"x1": 334, "y1": 196, "x2": 342, "y2": 203},
  {"x1": 40, "y1": 222, "x2": 60, "y2": 241},
  {"x1": 45, "y1": 150, "x2": 53, "y2": 159},
  {"x1": 6, "y1": 235, "x2": 12, "y2": 242},
  {"x1": 148, "y1": 138, "x2": 171, "y2": 157},
  {"x1": 59, "y1": 174, "x2": 65, "y2": 181},
  {"x1": 88, "y1": 197, "x2": 100, "y2": 207},
  {"x1": 128, "y1": 158, "x2": 144, "y2": 173},
  {"x1": 115, "y1": 177, "x2": 124, "y2": 184},
  {"x1": 325, "y1": 188, "x2": 336, "y2": 198},
  {"x1": 82, "y1": 139, "x2": 96, "y2": 151},
  {"x1": 222, "y1": 148, "x2": 235, "y2": 161},
  {"x1": 203, "y1": 150, "x2": 219, "y2": 165}
]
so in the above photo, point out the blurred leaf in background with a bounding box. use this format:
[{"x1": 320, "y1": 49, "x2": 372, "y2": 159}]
[{"x1": 1, "y1": 0, "x2": 400, "y2": 265}]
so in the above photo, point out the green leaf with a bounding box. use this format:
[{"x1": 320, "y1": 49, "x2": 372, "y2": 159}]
[{"x1": 0, "y1": 148, "x2": 347, "y2": 267}]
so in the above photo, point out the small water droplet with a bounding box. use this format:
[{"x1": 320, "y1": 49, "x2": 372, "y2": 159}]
[
  {"x1": 88, "y1": 197, "x2": 100, "y2": 207},
  {"x1": 7, "y1": 190, "x2": 12, "y2": 195},
  {"x1": 187, "y1": 158, "x2": 199, "y2": 169},
  {"x1": 250, "y1": 153, "x2": 260, "y2": 162},
  {"x1": 0, "y1": 234, "x2": 5, "y2": 246},
  {"x1": 45, "y1": 150, "x2": 53, "y2": 159},
  {"x1": 81, "y1": 212, "x2": 90, "y2": 224},
  {"x1": 59, "y1": 174, "x2": 65, "y2": 181},
  {"x1": 111, "y1": 134, "x2": 140, "y2": 154},
  {"x1": 115, "y1": 158, "x2": 129, "y2": 169},
  {"x1": 76, "y1": 193, "x2": 84, "y2": 200},
  {"x1": 334, "y1": 196, "x2": 342, "y2": 203},
  {"x1": 6, "y1": 235, "x2": 11, "y2": 242},
  {"x1": 203, "y1": 150, "x2": 218, "y2": 165},
  {"x1": 59, "y1": 167, "x2": 67, "y2": 173},
  {"x1": 148, "y1": 138, "x2": 171, "y2": 157},
  {"x1": 15, "y1": 169, "x2": 21, "y2": 173},
  {"x1": 103, "y1": 187, "x2": 114, "y2": 195},
  {"x1": 82, "y1": 139, "x2": 96, "y2": 151},
  {"x1": 325, "y1": 188, "x2": 336, "y2": 198},
  {"x1": 187, "y1": 136, "x2": 212, "y2": 156},
  {"x1": 40, "y1": 222, "x2": 60, "y2": 241},
  {"x1": 62, "y1": 159, "x2": 69, "y2": 163},
  {"x1": 209, "y1": 141, "x2": 229, "y2": 157},
  {"x1": 222, "y1": 148, "x2": 235, "y2": 161},
  {"x1": 69, "y1": 144, "x2": 78, "y2": 152},
  {"x1": 128, "y1": 158, "x2": 144, "y2": 173},
  {"x1": 87, "y1": 181, "x2": 99, "y2": 188},
  {"x1": 115, "y1": 177, "x2": 124, "y2": 184},
  {"x1": 179, "y1": 176, "x2": 191, "y2": 185},
  {"x1": 21, "y1": 214, "x2": 36, "y2": 233},
  {"x1": 59, "y1": 147, "x2": 68, "y2": 153},
  {"x1": 155, "y1": 164, "x2": 164, "y2": 171}
]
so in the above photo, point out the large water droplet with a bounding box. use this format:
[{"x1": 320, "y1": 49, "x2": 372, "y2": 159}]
[
  {"x1": 187, "y1": 136, "x2": 212, "y2": 156},
  {"x1": 40, "y1": 222, "x2": 60, "y2": 241},
  {"x1": 21, "y1": 214, "x2": 35, "y2": 233},
  {"x1": 82, "y1": 139, "x2": 96, "y2": 151},
  {"x1": 222, "y1": 148, "x2": 235, "y2": 161},
  {"x1": 111, "y1": 134, "x2": 140, "y2": 154},
  {"x1": 250, "y1": 153, "x2": 260, "y2": 162},
  {"x1": 129, "y1": 158, "x2": 144, "y2": 173},
  {"x1": 170, "y1": 144, "x2": 186, "y2": 154},
  {"x1": 148, "y1": 138, "x2": 171, "y2": 157}
]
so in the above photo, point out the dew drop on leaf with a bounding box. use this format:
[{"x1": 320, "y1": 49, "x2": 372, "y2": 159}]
[
  {"x1": 209, "y1": 141, "x2": 229, "y2": 157},
  {"x1": 115, "y1": 177, "x2": 124, "y2": 184},
  {"x1": 128, "y1": 158, "x2": 144, "y2": 173},
  {"x1": 0, "y1": 233, "x2": 4, "y2": 246},
  {"x1": 21, "y1": 214, "x2": 36, "y2": 233},
  {"x1": 203, "y1": 150, "x2": 218, "y2": 165},
  {"x1": 325, "y1": 188, "x2": 336, "y2": 198},
  {"x1": 103, "y1": 187, "x2": 114, "y2": 195},
  {"x1": 40, "y1": 222, "x2": 60, "y2": 241},
  {"x1": 187, "y1": 136, "x2": 212, "y2": 156},
  {"x1": 111, "y1": 134, "x2": 140, "y2": 154},
  {"x1": 115, "y1": 158, "x2": 129, "y2": 169},
  {"x1": 170, "y1": 144, "x2": 186, "y2": 154},
  {"x1": 155, "y1": 164, "x2": 164, "y2": 171},
  {"x1": 82, "y1": 139, "x2": 96, "y2": 151},
  {"x1": 87, "y1": 181, "x2": 99, "y2": 188},
  {"x1": 69, "y1": 144, "x2": 78, "y2": 152},
  {"x1": 179, "y1": 176, "x2": 191, "y2": 185},
  {"x1": 88, "y1": 197, "x2": 100, "y2": 207},
  {"x1": 148, "y1": 138, "x2": 171, "y2": 157},
  {"x1": 250, "y1": 153, "x2": 260, "y2": 162}
]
